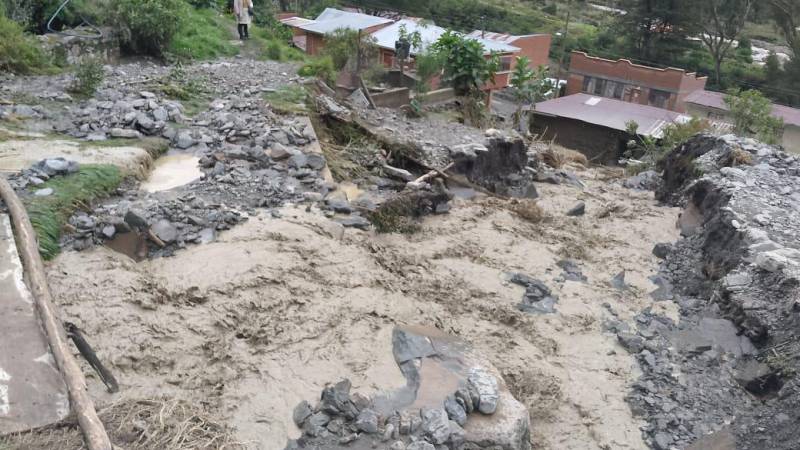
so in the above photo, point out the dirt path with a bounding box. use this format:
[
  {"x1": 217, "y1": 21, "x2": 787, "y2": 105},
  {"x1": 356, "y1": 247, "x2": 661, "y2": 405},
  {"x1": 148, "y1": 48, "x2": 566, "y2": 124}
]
[{"x1": 43, "y1": 164, "x2": 679, "y2": 450}]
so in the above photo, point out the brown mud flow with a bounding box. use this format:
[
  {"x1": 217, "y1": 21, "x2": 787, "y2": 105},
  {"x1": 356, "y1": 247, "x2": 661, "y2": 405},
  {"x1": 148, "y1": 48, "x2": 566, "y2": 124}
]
[{"x1": 33, "y1": 163, "x2": 679, "y2": 450}]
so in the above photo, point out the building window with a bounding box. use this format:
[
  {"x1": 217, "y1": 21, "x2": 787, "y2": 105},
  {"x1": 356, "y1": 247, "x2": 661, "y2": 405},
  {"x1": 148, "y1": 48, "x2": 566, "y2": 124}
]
[
  {"x1": 648, "y1": 89, "x2": 670, "y2": 109},
  {"x1": 582, "y1": 76, "x2": 594, "y2": 93},
  {"x1": 612, "y1": 82, "x2": 625, "y2": 99},
  {"x1": 500, "y1": 56, "x2": 513, "y2": 72},
  {"x1": 593, "y1": 78, "x2": 607, "y2": 96}
]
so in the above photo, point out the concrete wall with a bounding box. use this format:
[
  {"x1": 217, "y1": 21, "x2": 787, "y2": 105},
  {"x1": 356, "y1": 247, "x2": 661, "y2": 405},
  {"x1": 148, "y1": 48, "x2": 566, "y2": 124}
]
[
  {"x1": 686, "y1": 103, "x2": 800, "y2": 154},
  {"x1": 371, "y1": 88, "x2": 411, "y2": 108},
  {"x1": 565, "y1": 51, "x2": 707, "y2": 112},
  {"x1": 38, "y1": 27, "x2": 120, "y2": 65},
  {"x1": 416, "y1": 88, "x2": 455, "y2": 104},
  {"x1": 531, "y1": 113, "x2": 625, "y2": 164}
]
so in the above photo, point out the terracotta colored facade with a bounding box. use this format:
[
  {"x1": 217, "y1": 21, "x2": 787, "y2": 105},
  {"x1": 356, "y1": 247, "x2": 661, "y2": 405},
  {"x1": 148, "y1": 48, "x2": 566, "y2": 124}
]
[{"x1": 565, "y1": 51, "x2": 707, "y2": 113}]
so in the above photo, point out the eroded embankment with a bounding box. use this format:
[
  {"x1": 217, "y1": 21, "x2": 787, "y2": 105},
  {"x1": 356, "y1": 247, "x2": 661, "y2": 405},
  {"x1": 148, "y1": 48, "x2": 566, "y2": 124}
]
[{"x1": 623, "y1": 134, "x2": 800, "y2": 450}]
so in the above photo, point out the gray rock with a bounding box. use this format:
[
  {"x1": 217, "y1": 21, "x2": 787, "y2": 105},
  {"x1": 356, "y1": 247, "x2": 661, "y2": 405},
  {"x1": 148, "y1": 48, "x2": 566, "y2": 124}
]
[
  {"x1": 557, "y1": 259, "x2": 587, "y2": 282},
  {"x1": 406, "y1": 442, "x2": 434, "y2": 450},
  {"x1": 175, "y1": 131, "x2": 195, "y2": 149},
  {"x1": 139, "y1": 91, "x2": 156, "y2": 99},
  {"x1": 288, "y1": 153, "x2": 308, "y2": 169},
  {"x1": 652, "y1": 243, "x2": 673, "y2": 259},
  {"x1": 13, "y1": 104, "x2": 36, "y2": 117},
  {"x1": 326, "y1": 199, "x2": 352, "y2": 214},
  {"x1": 355, "y1": 408, "x2": 379, "y2": 434},
  {"x1": 468, "y1": 367, "x2": 499, "y2": 415},
  {"x1": 292, "y1": 400, "x2": 312, "y2": 426},
  {"x1": 152, "y1": 107, "x2": 168, "y2": 122},
  {"x1": 34, "y1": 187, "x2": 54, "y2": 197},
  {"x1": 611, "y1": 271, "x2": 628, "y2": 290},
  {"x1": 617, "y1": 332, "x2": 645, "y2": 353},
  {"x1": 320, "y1": 379, "x2": 358, "y2": 418},
  {"x1": 444, "y1": 395, "x2": 467, "y2": 426},
  {"x1": 335, "y1": 215, "x2": 370, "y2": 229},
  {"x1": 392, "y1": 328, "x2": 437, "y2": 363},
  {"x1": 624, "y1": 170, "x2": 661, "y2": 191},
  {"x1": 566, "y1": 201, "x2": 586, "y2": 217},
  {"x1": 512, "y1": 275, "x2": 558, "y2": 314},
  {"x1": 151, "y1": 219, "x2": 178, "y2": 243},
  {"x1": 269, "y1": 143, "x2": 295, "y2": 160},
  {"x1": 421, "y1": 407, "x2": 451, "y2": 444},
  {"x1": 306, "y1": 153, "x2": 327, "y2": 171},
  {"x1": 110, "y1": 128, "x2": 142, "y2": 139},
  {"x1": 101, "y1": 225, "x2": 116, "y2": 239},
  {"x1": 653, "y1": 432, "x2": 673, "y2": 450},
  {"x1": 448, "y1": 420, "x2": 466, "y2": 444},
  {"x1": 136, "y1": 113, "x2": 155, "y2": 131}
]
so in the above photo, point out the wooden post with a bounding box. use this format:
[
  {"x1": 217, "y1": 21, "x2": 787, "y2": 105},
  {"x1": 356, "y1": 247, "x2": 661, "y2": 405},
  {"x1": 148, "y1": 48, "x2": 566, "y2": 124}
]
[{"x1": 0, "y1": 177, "x2": 112, "y2": 450}]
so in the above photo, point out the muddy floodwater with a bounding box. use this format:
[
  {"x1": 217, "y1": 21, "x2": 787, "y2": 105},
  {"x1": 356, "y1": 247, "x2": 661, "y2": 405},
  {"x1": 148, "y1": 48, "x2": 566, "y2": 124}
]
[{"x1": 140, "y1": 153, "x2": 202, "y2": 193}]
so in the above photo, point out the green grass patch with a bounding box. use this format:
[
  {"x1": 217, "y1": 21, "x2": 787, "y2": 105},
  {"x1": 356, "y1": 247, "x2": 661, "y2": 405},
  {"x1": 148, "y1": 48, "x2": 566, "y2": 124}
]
[
  {"x1": 248, "y1": 26, "x2": 306, "y2": 62},
  {"x1": 168, "y1": 8, "x2": 239, "y2": 61},
  {"x1": 25, "y1": 165, "x2": 123, "y2": 259},
  {"x1": 264, "y1": 85, "x2": 308, "y2": 114}
]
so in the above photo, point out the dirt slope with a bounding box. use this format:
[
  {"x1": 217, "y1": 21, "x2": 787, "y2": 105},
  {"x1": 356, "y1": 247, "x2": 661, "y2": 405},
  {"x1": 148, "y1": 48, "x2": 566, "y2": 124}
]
[{"x1": 45, "y1": 166, "x2": 679, "y2": 450}]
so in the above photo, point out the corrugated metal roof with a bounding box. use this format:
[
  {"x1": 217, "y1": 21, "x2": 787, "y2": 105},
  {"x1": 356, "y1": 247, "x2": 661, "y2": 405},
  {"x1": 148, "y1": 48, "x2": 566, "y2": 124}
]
[
  {"x1": 280, "y1": 16, "x2": 315, "y2": 27},
  {"x1": 467, "y1": 30, "x2": 517, "y2": 44},
  {"x1": 298, "y1": 8, "x2": 393, "y2": 35},
  {"x1": 371, "y1": 19, "x2": 517, "y2": 55},
  {"x1": 533, "y1": 93, "x2": 691, "y2": 138},
  {"x1": 685, "y1": 90, "x2": 800, "y2": 127}
]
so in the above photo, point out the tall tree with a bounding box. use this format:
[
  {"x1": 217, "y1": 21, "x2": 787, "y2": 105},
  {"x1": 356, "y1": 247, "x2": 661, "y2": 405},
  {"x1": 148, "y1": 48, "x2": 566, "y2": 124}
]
[
  {"x1": 616, "y1": 0, "x2": 695, "y2": 62},
  {"x1": 696, "y1": 0, "x2": 753, "y2": 87},
  {"x1": 769, "y1": 0, "x2": 800, "y2": 55}
]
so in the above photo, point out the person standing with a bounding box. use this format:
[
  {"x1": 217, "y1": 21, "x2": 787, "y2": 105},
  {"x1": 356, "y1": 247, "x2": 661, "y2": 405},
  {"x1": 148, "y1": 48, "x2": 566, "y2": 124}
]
[{"x1": 233, "y1": 0, "x2": 253, "y2": 40}]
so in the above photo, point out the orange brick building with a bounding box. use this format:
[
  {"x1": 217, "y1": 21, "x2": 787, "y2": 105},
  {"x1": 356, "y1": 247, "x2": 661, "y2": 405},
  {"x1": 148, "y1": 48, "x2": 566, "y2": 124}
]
[{"x1": 565, "y1": 51, "x2": 707, "y2": 113}]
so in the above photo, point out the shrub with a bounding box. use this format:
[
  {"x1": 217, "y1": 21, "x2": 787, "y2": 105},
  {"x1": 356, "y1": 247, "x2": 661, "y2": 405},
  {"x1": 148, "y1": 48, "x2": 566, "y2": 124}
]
[
  {"x1": 112, "y1": 0, "x2": 184, "y2": 57},
  {"x1": 0, "y1": 15, "x2": 52, "y2": 74},
  {"x1": 69, "y1": 57, "x2": 105, "y2": 96},
  {"x1": 298, "y1": 56, "x2": 335, "y2": 85},
  {"x1": 322, "y1": 27, "x2": 378, "y2": 71},
  {"x1": 725, "y1": 89, "x2": 784, "y2": 145},
  {"x1": 265, "y1": 40, "x2": 283, "y2": 60}
]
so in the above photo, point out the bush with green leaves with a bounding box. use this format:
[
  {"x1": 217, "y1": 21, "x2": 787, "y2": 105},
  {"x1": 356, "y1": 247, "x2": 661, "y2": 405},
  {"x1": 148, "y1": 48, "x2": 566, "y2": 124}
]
[
  {"x1": 725, "y1": 89, "x2": 784, "y2": 145},
  {"x1": 112, "y1": 0, "x2": 184, "y2": 57},
  {"x1": 69, "y1": 57, "x2": 105, "y2": 96},
  {"x1": 0, "y1": 14, "x2": 52, "y2": 74},
  {"x1": 265, "y1": 40, "x2": 283, "y2": 60},
  {"x1": 298, "y1": 55, "x2": 335, "y2": 85}
]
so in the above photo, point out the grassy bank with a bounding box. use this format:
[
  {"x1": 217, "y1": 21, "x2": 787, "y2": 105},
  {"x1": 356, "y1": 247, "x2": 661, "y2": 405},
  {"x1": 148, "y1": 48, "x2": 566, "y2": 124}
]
[
  {"x1": 26, "y1": 165, "x2": 122, "y2": 259},
  {"x1": 168, "y1": 7, "x2": 239, "y2": 61}
]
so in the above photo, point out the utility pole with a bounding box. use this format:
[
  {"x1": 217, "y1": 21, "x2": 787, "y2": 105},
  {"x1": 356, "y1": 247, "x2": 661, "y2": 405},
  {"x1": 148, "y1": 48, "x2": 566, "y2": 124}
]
[{"x1": 554, "y1": 0, "x2": 572, "y2": 98}]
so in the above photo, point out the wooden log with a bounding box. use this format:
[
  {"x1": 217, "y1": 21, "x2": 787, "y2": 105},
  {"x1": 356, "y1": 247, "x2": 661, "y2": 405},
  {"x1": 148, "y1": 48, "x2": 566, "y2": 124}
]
[{"x1": 0, "y1": 177, "x2": 112, "y2": 450}]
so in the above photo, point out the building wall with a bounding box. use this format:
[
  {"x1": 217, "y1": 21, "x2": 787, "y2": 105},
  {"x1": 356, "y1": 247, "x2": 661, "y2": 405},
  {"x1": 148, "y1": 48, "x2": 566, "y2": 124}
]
[
  {"x1": 686, "y1": 103, "x2": 800, "y2": 154},
  {"x1": 306, "y1": 32, "x2": 325, "y2": 56},
  {"x1": 565, "y1": 51, "x2": 707, "y2": 112},
  {"x1": 530, "y1": 114, "x2": 625, "y2": 164},
  {"x1": 510, "y1": 34, "x2": 552, "y2": 68}
]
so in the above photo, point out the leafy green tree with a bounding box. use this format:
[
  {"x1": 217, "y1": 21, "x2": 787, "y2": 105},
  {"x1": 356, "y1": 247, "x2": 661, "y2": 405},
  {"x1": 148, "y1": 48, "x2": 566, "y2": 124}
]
[
  {"x1": 112, "y1": 0, "x2": 184, "y2": 57},
  {"x1": 509, "y1": 56, "x2": 552, "y2": 132},
  {"x1": 695, "y1": 0, "x2": 753, "y2": 87},
  {"x1": 725, "y1": 89, "x2": 784, "y2": 144},
  {"x1": 431, "y1": 30, "x2": 499, "y2": 97}
]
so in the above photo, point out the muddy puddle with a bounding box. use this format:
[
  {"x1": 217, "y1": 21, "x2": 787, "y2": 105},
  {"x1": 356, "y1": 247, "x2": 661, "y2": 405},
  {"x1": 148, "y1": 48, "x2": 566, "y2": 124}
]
[{"x1": 140, "y1": 153, "x2": 202, "y2": 193}]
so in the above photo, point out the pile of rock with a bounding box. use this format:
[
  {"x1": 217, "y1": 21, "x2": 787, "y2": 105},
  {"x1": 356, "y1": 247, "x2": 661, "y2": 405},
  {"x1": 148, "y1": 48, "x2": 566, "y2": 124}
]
[
  {"x1": 65, "y1": 193, "x2": 247, "y2": 257},
  {"x1": 65, "y1": 89, "x2": 185, "y2": 141},
  {"x1": 290, "y1": 373, "x2": 502, "y2": 450},
  {"x1": 9, "y1": 158, "x2": 79, "y2": 191}
]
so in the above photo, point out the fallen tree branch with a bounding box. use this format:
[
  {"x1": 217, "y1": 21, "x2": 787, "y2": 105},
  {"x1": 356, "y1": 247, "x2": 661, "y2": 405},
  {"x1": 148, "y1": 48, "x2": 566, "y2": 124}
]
[{"x1": 0, "y1": 177, "x2": 113, "y2": 450}]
